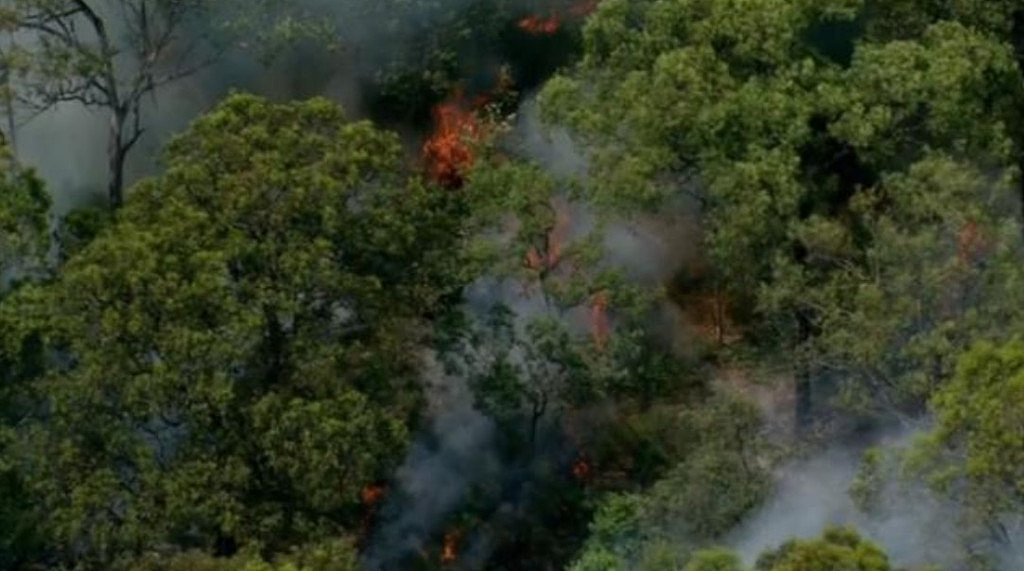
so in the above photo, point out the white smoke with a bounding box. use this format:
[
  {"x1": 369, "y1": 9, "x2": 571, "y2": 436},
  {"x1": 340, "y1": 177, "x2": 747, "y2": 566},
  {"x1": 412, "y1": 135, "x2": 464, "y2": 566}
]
[{"x1": 725, "y1": 428, "x2": 1014, "y2": 570}]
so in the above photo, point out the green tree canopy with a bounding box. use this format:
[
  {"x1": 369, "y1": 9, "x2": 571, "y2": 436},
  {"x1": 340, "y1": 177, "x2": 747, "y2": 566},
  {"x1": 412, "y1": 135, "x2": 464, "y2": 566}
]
[
  {"x1": 567, "y1": 392, "x2": 768, "y2": 571},
  {"x1": 910, "y1": 338, "x2": 1024, "y2": 544},
  {"x1": 0, "y1": 145, "x2": 50, "y2": 568},
  {"x1": 12, "y1": 93, "x2": 469, "y2": 569},
  {"x1": 755, "y1": 527, "x2": 894, "y2": 571},
  {"x1": 128, "y1": 538, "x2": 359, "y2": 571},
  {"x1": 540, "y1": 0, "x2": 1024, "y2": 422},
  {"x1": 0, "y1": 145, "x2": 49, "y2": 279}
]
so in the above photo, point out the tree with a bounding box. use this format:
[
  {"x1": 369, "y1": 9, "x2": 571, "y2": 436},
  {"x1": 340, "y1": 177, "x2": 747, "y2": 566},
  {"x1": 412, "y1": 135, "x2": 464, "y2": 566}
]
[
  {"x1": 14, "y1": 94, "x2": 469, "y2": 568},
  {"x1": 0, "y1": 145, "x2": 50, "y2": 568},
  {"x1": 355, "y1": 0, "x2": 592, "y2": 126},
  {"x1": 128, "y1": 538, "x2": 359, "y2": 571},
  {"x1": 909, "y1": 339, "x2": 1024, "y2": 547},
  {"x1": 0, "y1": 286, "x2": 48, "y2": 569},
  {"x1": 754, "y1": 527, "x2": 894, "y2": 571},
  {"x1": 1, "y1": 0, "x2": 332, "y2": 208},
  {"x1": 539, "y1": 0, "x2": 1024, "y2": 425},
  {"x1": 567, "y1": 392, "x2": 769, "y2": 571},
  {"x1": 0, "y1": 144, "x2": 49, "y2": 278},
  {"x1": 440, "y1": 153, "x2": 683, "y2": 450},
  {"x1": 684, "y1": 549, "x2": 744, "y2": 571},
  {"x1": 788, "y1": 156, "x2": 1024, "y2": 418}
]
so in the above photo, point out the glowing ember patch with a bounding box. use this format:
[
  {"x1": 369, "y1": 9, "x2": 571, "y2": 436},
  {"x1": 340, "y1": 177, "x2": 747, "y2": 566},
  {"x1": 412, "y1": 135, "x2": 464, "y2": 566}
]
[
  {"x1": 441, "y1": 529, "x2": 461, "y2": 563},
  {"x1": 423, "y1": 90, "x2": 481, "y2": 189},
  {"x1": 518, "y1": 14, "x2": 561, "y2": 35},
  {"x1": 361, "y1": 484, "x2": 385, "y2": 506}
]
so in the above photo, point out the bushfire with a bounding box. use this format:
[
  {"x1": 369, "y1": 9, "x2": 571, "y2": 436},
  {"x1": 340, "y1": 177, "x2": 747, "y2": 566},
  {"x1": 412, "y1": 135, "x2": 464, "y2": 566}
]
[
  {"x1": 518, "y1": 14, "x2": 561, "y2": 34},
  {"x1": 518, "y1": 0, "x2": 600, "y2": 35},
  {"x1": 422, "y1": 90, "x2": 482, "y2": 189}
]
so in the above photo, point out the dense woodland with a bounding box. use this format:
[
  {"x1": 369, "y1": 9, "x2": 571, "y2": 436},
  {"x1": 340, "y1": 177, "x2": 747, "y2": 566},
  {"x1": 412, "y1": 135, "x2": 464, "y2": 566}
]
[{"x1": 1, "y1": 0, "x2": 1024, "y2": 570}]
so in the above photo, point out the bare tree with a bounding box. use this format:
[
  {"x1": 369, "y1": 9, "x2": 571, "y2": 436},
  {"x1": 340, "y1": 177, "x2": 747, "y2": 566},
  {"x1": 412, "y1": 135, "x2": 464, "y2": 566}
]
[{"x1": 8, "y1": 1, "x2": 224, "y2": 208}]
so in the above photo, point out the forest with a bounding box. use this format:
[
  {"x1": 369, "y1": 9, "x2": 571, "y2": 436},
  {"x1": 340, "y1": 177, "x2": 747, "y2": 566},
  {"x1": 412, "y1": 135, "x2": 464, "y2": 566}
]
[{"x1": 1, "y1": 0, "x2": 1023, "y2": 570}]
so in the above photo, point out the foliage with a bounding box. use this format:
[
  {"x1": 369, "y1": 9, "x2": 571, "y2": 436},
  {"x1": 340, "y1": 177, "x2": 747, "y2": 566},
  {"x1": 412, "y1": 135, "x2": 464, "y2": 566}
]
[
  {"x1": 685, "y1": 549, "x2": 744, "y2": 571},
  {"x1": 441, "y1": 155, "x2": 688, "y2": 455},
  {"x1": 0, "y1": 146, "x2": 50, "y2": 567},
  {"x1": 11, "y1": 94, "x2": 469, "y2": 568},
  {"x1": 6, "y1": 0, "x2": 1024, "y2": 569},
  {"x1": 0, "y1": 146, "x2": 50, "y2": 279},
  {"x1": 568, "y1": 391, "x2": 769, "y2": 570},
  {"x1": 356, "y1": 0, "x2": 590, "y2": 126},
  {"x1": 128, "y1": 538, "x2": 359, "y2": 571},
  {"x1": 55, "y1": 204, "x2": 112, "y2": 263},
  {"x1": 0, "y1": 284, "x2": 49, "y2": 571},
  {"x1": 909, "y1": 339, "x2": 1024, "y2": 542},
  {"x1": 755, "y1": 527, "x2": 894, "y2": 571},
  {"x1": 540, "y1": 0, "x2": 1024, "y2": 421}
]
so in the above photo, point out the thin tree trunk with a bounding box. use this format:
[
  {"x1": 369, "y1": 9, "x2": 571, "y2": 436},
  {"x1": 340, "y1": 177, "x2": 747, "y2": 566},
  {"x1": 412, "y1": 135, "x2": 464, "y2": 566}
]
[
  {"x1": 108, "y1": 110, "x2": 126, "y2": 209},
  {"x1": 529, "y1": 394, "x2": 548, "y2": 450},
  {"x1": 2, "y1": 71, "x2": 15, "y2": 156}
]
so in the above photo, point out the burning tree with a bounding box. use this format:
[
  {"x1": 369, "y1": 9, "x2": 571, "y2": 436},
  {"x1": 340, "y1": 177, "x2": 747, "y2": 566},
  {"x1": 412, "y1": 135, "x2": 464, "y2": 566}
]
[
  {"x1": 422, "y1": 71, "x2": 516, "y2": 189},
  {"x1": 444, "y1": 158, "x2": 673, "y2": 454},
  {"x1": 422, "y1": 90, "x2": 483, "y2": 189}
]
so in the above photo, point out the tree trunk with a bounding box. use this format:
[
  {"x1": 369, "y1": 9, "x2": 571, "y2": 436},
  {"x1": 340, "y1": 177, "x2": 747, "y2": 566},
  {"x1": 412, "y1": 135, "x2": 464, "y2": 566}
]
[
  {"x1": 529, "y1": 394, "x2": 547, "y2": 449},
  {"x1": 2, "y1": 71, "x2": 15, "y2": 157},
  {"x1": 108, "y1": 109, "x2": 126, "y2": 209}
]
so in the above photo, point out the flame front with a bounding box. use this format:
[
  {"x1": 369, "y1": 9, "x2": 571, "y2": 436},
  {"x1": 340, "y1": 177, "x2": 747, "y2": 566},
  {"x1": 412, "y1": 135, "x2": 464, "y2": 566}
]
[
  {"x1": 423, "y1": 90, "x2": 481, "y2": 189},
  {"x1": 518, "y1": 1, "x2": 599, "y2": 35},
  {"x1": 518, "y1": 14, "x2": 561, "y2": 34}
]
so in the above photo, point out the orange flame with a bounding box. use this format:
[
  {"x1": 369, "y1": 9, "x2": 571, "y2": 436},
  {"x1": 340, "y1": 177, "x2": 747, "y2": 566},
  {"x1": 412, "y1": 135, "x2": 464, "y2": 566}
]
[
  {"x1": 590, "y1": 291, "x2": 610, "y2": 350},
  {"x1": 423, "y1": 89, "x2": 482, "y2": 189},
  {"x1": 518, "y1": 14, "x2": 561, "y2": 34},
  {"x1": 361, "y1": 484, "x2": 385, "y2": 506},
  {"x1": 519, "y1": 1, "x2": 598, "y2": 35},
  {"x1": 441, "y1": 529, "x2": 461, "y2": 563}
]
